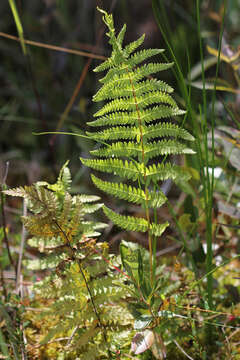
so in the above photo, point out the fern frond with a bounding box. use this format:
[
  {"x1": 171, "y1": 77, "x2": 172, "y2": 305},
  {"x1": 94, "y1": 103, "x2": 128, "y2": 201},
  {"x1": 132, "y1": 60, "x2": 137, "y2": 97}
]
[
  {"x1": 129, "y1": 48, "x2": 164, "y2": 66},
  {"x1": 99, "y1": 62, "x2": 173, "y2": 85},
  {"x1": 83, "y1": 203, "x2": 103, "y2": 214},
  {"x1": 88, "y1": 123, "x2": 193, "y2": 143},
  {"x1": 103, "y1": 206, "x2": 149, "y2": 233},
  {"x1": 94, "y1": 91, "x2": 177, "y2": 117},
  {"x1": 90, "y1": 142, "x2": 142, "y2": 158},
  {"x1": 93, "y1": 58, "x2": 112, "y2": 73},
  {"x1": 87, "y1": 125, "x2": 136, "y2": 141},
  {"x1": 80, "y1": 157, "x2": 141, "y2": 181},
  {"x1": 92, "y1": 175, "x2": 145, "y2": 204},
  {"x1": 4, "y1": 186, "x2": 27, "y2": 198},
  {"x1": 142, "y1": 140, "x2": 195, "y2": 161},
  {"x1": 82, "y1": 9, "x2": 194, "y2": 243},
  {"x1": 150, "y1": 222, "x2": 169, "y2": 237},
  {"x1": 88, "y1": 106, "x2": 185, "y2": 127},
  {"x1": 124, "y1": 34, "x2": 145, "y2": 55},
  {"x1": 142, "y1": 122, "x2": 195, "y2": 141},
  {"x1": 58, "y1": 192, "x2": 73, "y2": 228},
  {"x1": 91, "y1": 175, "x2": 167, "y2": 208},
  {"x1": 117, "y1": 24, "x2": 127, "y2": 47},
  {"x1": 91, "y1": 140, "x2": 194, "y2": 160},
  {"x1": 78, "y1": 194, "x2": 101, "y2": 203},
  {"x1": 146, "y1": 162, "x2": 191, "y2": 183},
  {"x1": 94, "y1": 78, "x2": 173, "y2": 102},
  {"x1": 25, "y1": 254, "x2": 64, "y2": 270}
]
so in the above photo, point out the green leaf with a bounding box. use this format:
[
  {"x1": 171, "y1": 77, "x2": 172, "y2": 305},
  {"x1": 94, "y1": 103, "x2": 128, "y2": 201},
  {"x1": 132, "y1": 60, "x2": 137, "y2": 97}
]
[
  {"x1": 150, "y1": 222, "x2": 169, "y2": 236},
  {"x1": 146, "y1": 162, "x2": 191, "y2": 183},
  {"x1": 80, "y1": 157, "x2": 141, "y2": 181},
  {"x1": 88, "y1": 106, "x2": 185, "y2": 127},
  {"x1": 103, "y1": 206, "x2": 149, "y2": 232},
  {"x1": 91, "y1": 175, "x2": 167, "y2": 208},
  {"x1": 124, "y1": 34, "x2": 145, "y2": 55}
]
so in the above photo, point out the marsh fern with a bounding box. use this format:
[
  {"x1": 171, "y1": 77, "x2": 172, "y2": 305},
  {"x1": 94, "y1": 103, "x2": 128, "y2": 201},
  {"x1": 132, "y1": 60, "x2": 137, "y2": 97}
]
[{"x1": 80, "y1": 9, "x2": 194, "y2": 252}]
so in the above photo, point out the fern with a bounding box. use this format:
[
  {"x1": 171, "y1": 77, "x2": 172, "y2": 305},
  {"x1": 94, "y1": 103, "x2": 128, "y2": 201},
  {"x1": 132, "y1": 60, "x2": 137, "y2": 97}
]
[
  {"x1": 80, "y1": 9, "x2": 194, "y2": 282},
  {"x1": 5, "y1": 164, "x2": 135, "y2": 359}
]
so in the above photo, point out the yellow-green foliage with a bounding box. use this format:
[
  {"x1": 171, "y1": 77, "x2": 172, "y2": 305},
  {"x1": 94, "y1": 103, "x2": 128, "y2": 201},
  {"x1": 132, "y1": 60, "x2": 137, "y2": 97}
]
[{"x1": 5, "y1": 163, "x2": 135, "y2": 359}]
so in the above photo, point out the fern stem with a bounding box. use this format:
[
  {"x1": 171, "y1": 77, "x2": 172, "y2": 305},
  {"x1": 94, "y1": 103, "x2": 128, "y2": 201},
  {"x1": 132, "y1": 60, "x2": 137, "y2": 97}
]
[
  {"x1": 77, "y1": 261, "x2": 112, "y2": 359},
  {"x1": 126, "y1": 68, "x2": 153, "y2": 285}
]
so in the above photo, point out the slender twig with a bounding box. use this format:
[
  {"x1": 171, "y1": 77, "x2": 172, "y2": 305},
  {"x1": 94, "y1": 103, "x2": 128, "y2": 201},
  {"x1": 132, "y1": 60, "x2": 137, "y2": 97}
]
[{"x1": 0, "y1": 31, "x2": 106, "y2": 60}]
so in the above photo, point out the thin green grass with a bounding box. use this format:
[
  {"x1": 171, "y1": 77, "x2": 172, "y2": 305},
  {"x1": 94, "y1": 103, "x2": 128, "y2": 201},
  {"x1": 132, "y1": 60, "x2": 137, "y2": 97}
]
[
  {"x1": 8, "y1": 0, "x2": 27, "y2": 55},
  {"x1": 153, "y1": 0, "x2": 228, "y2": 326}
]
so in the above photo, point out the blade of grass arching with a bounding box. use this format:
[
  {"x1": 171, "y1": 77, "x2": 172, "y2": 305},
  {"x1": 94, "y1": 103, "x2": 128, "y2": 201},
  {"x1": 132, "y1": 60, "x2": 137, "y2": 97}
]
[{"x1": 8, "y1": 0, "x2": 27, "y2": 55}]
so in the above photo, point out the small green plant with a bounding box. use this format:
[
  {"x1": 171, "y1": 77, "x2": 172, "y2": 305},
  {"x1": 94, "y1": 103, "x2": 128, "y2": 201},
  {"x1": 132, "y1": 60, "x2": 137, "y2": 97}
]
[
  {"x1": 81, "y1": 8, "x2": 195, "y2": 285},
  {"x1": 78, "y1": 8, "x2": 197, "y2": 357},
  {"x1": 4, "y1": 163, "x2": 134, "y2": 359}
]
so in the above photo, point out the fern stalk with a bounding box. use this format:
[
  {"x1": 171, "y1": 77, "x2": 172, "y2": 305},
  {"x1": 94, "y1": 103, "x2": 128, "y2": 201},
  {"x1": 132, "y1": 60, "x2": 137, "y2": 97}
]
[{"x1": 126, "y1": 67, "x2": 154, "y2": 282}]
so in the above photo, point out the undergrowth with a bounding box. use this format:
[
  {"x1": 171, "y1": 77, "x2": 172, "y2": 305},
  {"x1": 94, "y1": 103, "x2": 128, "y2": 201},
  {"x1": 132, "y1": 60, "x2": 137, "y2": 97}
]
[{"x1": 1, "y1": 2, "x2": 240, "y2": 360}]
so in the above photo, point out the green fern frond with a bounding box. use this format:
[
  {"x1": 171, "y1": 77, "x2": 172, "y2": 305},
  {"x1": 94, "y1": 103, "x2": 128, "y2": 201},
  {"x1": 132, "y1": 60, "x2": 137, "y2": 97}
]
[
  {"x1": 142, "y1": 122, "x2": 195, "y2": 141},
  {"x1": 91, "y1": 174, "x2": 167, "y2": 208},
  {"x1": 25, "y1": 254, "x2": 64, "y2": 270},
  {"x1": 78, "y1": 194, "x2": 101, "y2": 203},
  {"x1": 146, "y1": 162, "x2": 191, "y2": 183},
  {"x1": 98, "y1": 62, "x2": 173, "y2": 86},
  {"x1": 88, "y1": 122, "x2": 194, "y2": 143},
  {"x1": 94, "y1": 91, "x2": 177, "y2": 117},
  {"x1": 124, "y1": 34, "x2": 145, "y2": 55},
  {"x1": 93, "y1": 78, "x2": 173, "y2": 102},
  {"x1": 81, "y1": 157, "x2": 141, "y2": 181},
  {"x1": 87, "y1": 125, "x2": 136, "y2": 141},
  {"x1": 150, "y1": 222, "x2": 169, "y2": 237},
  {"x1": 128, "y1": 48, "x2": 164, "y2": 66},
  {"x1": 88, "y1": 106, "x2": 185, "y2": 127},
  {"x1": 81, "y1": 9, "x2": 194, "y2": 245},
  {"x1": 117, "y1": 24, "x2": 127, "y2": 46},
  {"x1": 91, "y1": 140, "x2": 194, "y2": 160},
  {"x1": 83, "y1": 203, "x2": 103, "y2": 214},
  {"x1": 103, "y1": 206, "x2": 149, "y2": 233}
]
